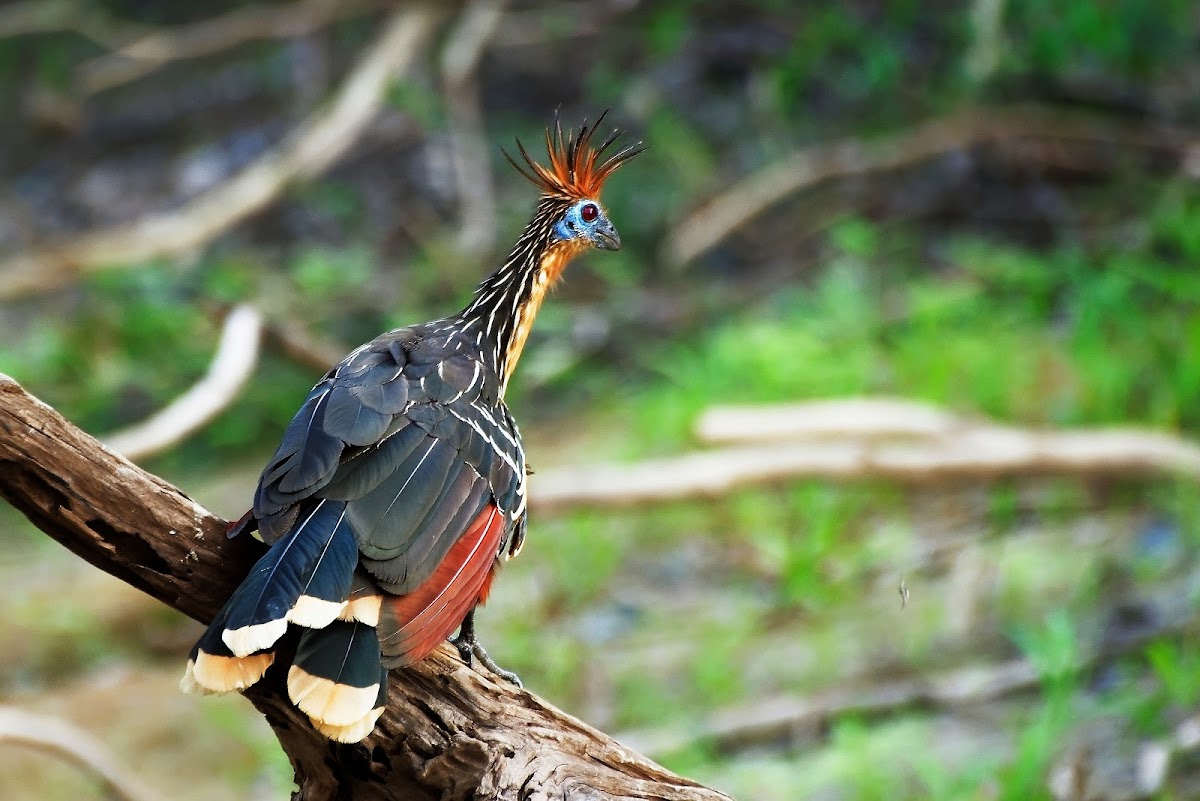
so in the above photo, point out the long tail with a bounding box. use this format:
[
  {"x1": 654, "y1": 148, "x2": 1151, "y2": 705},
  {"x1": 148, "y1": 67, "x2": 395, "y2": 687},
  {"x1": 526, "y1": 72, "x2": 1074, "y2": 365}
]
[
  {"x1": 181, "y1": 499, "x2": 357, "y2": 695},
  {"x1": 182, "y1": 502, "x2": 504, "y2": 743},
  {"x1": 288, "y1": 620, "x2": 388, "y2": 742},
  {"x1": 277, "y1": 506, "x2": 503, "y2": 741}
]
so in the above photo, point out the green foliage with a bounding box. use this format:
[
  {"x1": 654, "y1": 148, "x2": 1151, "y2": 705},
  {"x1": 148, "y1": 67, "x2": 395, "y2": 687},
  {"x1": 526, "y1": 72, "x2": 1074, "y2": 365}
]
[
  {"x1": 538, "y1": 511, "x2": 627, "y2": 613},
  {"x1": 1151, "y1": 480, "x2": 1200, "y2": 552},
  {"x1": 1011, "y1": 609, "x2": 1080, "y2": 694},
  {"x1": 1005, "y1": 0, "x2": 1195, "y2": 80},
  {"x1": 828, "y1": 717, "x2": 903, "y2": 800},
  {"x1": 687, "y1": 617, "x2": 751, "y2": 705},
  {"x1": 200, "y1": 699, "x2": 294, "y2": 792},
  {"x1": 641, "y1": 108, "x2": 718, "y2": 205},
  {"x1": 289, "y1": 245, "x2": 374, "y2": 298},
  {"x1": 994, "y1": 612, "x2": 1082, "y2": 801},
  {"x1": 987, "y1": 483, "x2": 1022, "y2": 532},
  {"x1": 770, "y1": 2, "x2": 963, "y2": 125},
  {"x1": 385, "y1": 81, "x2": 444, "y2": 128},
  {"x1": 994, "y1": 697, "x2": 1068, "y2": 801},
  {"x1": 732, "y1": 484, "x2": 866, "y2": 610},
  {"x1": 1146, "y1": 639, "x2": 1200, "y2": 710},
  {"x1": 0, "y1": 264, "x2": 213, "y2": 432},
  {"x1": 645, "y1": 4, "x2": 690, "y2": 58}
]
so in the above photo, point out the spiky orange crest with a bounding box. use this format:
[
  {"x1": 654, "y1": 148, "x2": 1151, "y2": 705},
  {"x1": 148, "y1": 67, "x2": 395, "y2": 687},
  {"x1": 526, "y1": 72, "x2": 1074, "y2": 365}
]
[{"x1": 505, "y1": 110, "x2": 643, "y2": 200}]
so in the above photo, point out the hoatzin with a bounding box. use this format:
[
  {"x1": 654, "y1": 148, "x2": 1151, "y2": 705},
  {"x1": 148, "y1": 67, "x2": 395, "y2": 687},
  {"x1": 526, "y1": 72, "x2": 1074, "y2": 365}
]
[{"x1": 181, "y1": 114, "x2": 641, "y2": 742}]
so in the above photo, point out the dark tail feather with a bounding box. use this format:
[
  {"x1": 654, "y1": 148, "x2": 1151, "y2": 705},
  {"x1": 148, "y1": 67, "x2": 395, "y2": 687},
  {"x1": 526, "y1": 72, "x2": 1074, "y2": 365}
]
[
  {"x1": 287, "y1": 621, "x2": 386, "y2": 742},
  {"x1": 288, "y1": 517, "x2": 359, "y2": 629},
  {"x1": 181, "y1": 608, "x2": 274, "y2": 694},
  {"x1": 222, "y1": 499, "x2": 354, "y2": 657},
  {"x1": 310, "y1": 665, "x2": 388, "y2": 743}
]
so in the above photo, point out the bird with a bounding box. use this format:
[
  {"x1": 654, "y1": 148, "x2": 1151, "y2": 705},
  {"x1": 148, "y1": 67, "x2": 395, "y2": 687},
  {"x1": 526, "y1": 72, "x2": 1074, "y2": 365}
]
[{"x1": 180, "y1": 113, "x2": 642, "y2": 743}]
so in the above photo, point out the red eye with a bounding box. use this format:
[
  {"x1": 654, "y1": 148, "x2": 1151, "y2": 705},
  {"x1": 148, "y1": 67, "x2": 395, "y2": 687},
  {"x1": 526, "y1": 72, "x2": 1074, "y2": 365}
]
[{"x1": 580, "y1": 203, "x2": 599, "y2": 222}]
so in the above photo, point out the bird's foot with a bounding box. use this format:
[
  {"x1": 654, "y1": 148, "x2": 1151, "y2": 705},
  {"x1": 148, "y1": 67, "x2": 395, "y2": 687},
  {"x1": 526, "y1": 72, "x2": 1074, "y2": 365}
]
[{"x1": 452, "y1": 610, "x2": 522, "y2": 688}]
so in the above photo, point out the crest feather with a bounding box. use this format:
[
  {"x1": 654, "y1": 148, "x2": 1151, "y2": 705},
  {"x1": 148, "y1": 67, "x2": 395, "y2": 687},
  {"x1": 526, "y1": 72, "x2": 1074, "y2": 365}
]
[{"x1": 504, "y1": 110, "x2": 643, "y2": 200}]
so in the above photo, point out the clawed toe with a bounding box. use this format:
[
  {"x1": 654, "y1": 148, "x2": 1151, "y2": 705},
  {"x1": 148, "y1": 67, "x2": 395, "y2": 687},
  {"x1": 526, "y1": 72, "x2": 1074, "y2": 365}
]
[{"x1": 451, "y1": 609, "x2": 522, "y2": 687}]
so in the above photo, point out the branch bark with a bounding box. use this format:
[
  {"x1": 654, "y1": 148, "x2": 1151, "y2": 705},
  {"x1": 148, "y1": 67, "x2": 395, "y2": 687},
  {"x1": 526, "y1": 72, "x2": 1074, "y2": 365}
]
[{"x1": 0, "y1": 374, "x2": 730, "y2": 801}]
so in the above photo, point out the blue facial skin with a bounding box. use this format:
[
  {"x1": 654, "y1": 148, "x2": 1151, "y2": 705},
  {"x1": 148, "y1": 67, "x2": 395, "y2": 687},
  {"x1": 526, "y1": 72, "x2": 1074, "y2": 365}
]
[{"x1": 553, "y1": 200, "x2": 621, "y2": 251}]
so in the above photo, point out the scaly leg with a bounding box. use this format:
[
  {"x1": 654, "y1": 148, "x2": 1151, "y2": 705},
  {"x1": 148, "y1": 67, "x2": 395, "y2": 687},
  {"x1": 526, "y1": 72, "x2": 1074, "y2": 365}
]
[{"x1": 452, "y1": 608, "x2": 522, "y2": 687}]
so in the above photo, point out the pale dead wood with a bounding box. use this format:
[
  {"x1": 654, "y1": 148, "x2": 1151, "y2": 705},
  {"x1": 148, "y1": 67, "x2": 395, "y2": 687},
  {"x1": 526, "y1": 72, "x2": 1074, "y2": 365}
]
[
  {"x1": 0, "y1": 4, "x2": 442, "y2": 302},
  {"x1": 440, "y1": 0, "x2": 507, "y2": 257},
  {"x1": 0, "y1": 0, "x2": 142, "y2": 50},
  {"x1": 698, "y1": 398, "x2": 1200, "y2": 473},
  {"x1": 0, "y1": 374, "x2": 732, "y2": 801},
  {"x1": 964, "y1": 0, "x2": 1006, "y2": 85},
  {"x1": 531, "y1": 403, "x2": 1200, "y2": 510},
  {"x1": 0, "y1": 707, "x2": 169, "y2": 801},
  {"x1": 102, "y1": 305, "x2": 263, "y2": 461},
  {"x1": 663, "y1": 107, "x2": 1200, "y2": 265},
  {"x1": 696, "y1": 398, "x2": 966, "y2": 444},
  {"x1": 0, "y1": 0, "x2": 385, "y2": 95},
  {"x1": 78, "y1": 0, "x2": 388, "y2": 95}
]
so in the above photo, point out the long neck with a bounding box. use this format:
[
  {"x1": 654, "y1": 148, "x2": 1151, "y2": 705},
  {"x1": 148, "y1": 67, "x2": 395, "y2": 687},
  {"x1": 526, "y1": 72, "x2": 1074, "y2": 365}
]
[{"x1": 460, "y1": 196, "x2": 580, "y2": 395}]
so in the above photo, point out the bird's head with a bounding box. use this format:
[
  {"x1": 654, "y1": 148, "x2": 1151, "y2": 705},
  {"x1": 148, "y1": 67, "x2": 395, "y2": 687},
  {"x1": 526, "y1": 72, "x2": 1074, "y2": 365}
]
[
  {"x1": 552, "y1": 197, "x2": 621, "y2": 252},
  {"x1": 505, "y1": 111, "x2": 643, "y2": 256}
]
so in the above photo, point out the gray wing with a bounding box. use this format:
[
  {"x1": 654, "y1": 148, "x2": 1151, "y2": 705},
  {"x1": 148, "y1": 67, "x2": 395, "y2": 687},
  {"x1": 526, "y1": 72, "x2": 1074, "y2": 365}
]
[{"x1": 251, "y1": 328, "x2": 525, "y2": 594}]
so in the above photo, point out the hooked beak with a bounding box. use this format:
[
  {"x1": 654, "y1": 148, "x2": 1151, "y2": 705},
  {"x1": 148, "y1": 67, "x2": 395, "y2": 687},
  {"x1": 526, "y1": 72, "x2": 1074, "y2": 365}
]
[{"x1": 593, "y1": 219, "x2": 621, "y2": 251}]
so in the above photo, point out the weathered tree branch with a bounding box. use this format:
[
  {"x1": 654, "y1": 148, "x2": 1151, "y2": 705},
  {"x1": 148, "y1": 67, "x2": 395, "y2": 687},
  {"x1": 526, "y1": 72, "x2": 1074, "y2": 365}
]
[
  {"x1": 0, "y1": 374, "x2": 731, "y2": 801},
  {"x1": 0, "y1": 0, "x2": 142, "y2": 51}
]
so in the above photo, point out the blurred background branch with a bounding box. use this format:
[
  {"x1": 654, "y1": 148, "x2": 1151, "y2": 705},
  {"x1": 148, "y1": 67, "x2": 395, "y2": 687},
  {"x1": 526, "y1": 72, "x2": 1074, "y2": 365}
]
[
  {"x1": 102, "y1": 304, "x2": 262, "y2": 461},
  {"x1": 0, "y1": 707, "x2": 169, "y2": 801},
  {"x1": 78, "y1": 0, "x2": 390, "y2": 95},
  {"x1": 0, "y1": 4, "x2": 439, "y2": 301},
  {"x1": 440, "y1": 0, "x2": 506, "y2": 258},
  {"x1": 663, "y1": 108, "x2": 1198, "y2": 266},
  {"x1": 532, "y1": 402, "x2": 1200, "y2": 510},
  {"x1": 0, "y1": 0, "x2": 143, "y2": 50}
]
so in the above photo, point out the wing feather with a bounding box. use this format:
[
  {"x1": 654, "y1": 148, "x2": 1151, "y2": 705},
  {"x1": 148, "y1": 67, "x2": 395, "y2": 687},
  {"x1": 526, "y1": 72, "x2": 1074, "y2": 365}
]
[
  {"x1": 323, "y1": 386, "x2": 392, "y2": 446},
  {"x1": 243, "y1": 325, "x2": 522, "y2": 673},
  {"x1": 377, "y1": 504, "x2": 504, "y2": 666},
  {"x1": 345, "y1": 436, "x2": 458, "y2": 558}
]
